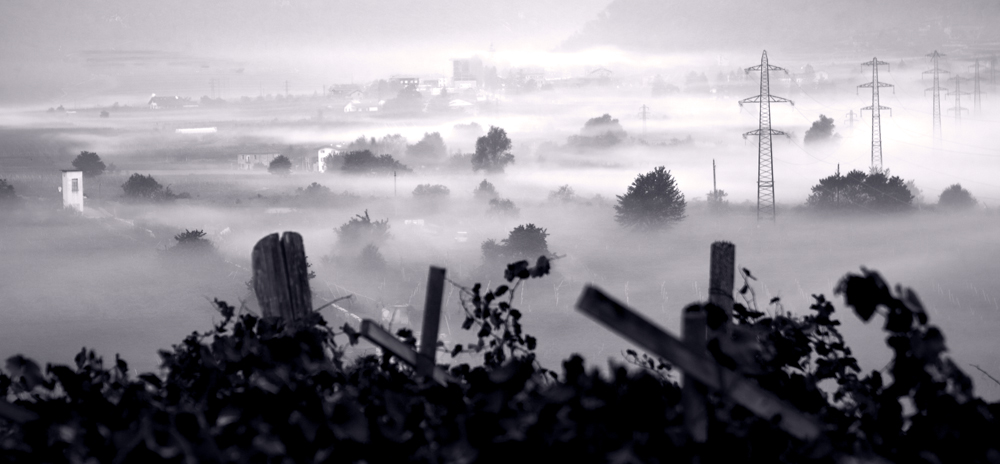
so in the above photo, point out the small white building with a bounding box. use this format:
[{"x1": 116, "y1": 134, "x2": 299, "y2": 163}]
[
  {"x1": 61, "y1": 170, "x2": 84, "y2": 212},
  {"x1": 317, "y1": 147, "x2": 340, "y2": 173}
]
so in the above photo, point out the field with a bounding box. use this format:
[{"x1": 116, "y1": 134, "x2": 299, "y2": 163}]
[{"x1": 2, "y1": 77, "x2": 1000, "y2": 402}]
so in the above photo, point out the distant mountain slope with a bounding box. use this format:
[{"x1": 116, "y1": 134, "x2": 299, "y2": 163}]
[{"x1": 562, "y1": 0, "x2": 1000, "y2": 55}]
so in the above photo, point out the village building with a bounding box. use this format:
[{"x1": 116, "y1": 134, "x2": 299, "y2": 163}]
[
  {"x1": 237, "y1": 153, "x2": 281, "y2": 170},
  {"x1": 60, "y1": 170, "x2": 84, "y2": 212}
]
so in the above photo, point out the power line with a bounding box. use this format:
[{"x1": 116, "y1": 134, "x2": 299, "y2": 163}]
[
  {"x1": 858, "y1": 57, "x2": 893, "y2": 170},
  {"x1": 739, "y1": 50, "x2": 793, "y2": 223}
]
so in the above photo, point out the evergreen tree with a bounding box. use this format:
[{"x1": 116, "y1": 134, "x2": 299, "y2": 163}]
[{"x1": 614, "y1": 166, "x2": 686, "y2": 229}]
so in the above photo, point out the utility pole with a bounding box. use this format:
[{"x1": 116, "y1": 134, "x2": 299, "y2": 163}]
[
  {"x1": 970, "y1": 59, "x2": 985, "y2": 117},
  {"x1": 948, "y1": 75, "x2": 970, "y2": 122},
  {"x1": 858, "y1": 57, "x2": 893, "y2": 170},
  {"x1": 739, "y1": 50, "x2": 793, "y2": 223},
  {"x1": 712, "y1": 159, "x2": 717, "y2": 197},
  {"x1": 923, "y1": 51, "x2": 948, "y2": 141},
  {"x1": 640, "y1": 104, "x2": 649, "y2": 137}
]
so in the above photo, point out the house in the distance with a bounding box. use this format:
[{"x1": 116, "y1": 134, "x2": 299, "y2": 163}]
[
  {"x1": 343, "y1": 99, "x2": 383, "y2": 113},
  {"x1": 148, "y1": 94, "x2": 196, "y2": 109},
  {"x1": 237, "y1": 153, "x2": 281, "y2": 170}
]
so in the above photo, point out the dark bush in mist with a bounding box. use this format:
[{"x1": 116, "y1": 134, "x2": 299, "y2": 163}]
[
  {"x1": 471, "y1": 126, "x2": 514, "y2": 173},
  {"x1": 406, "y1": 132, "x2": 447, "y2": 160},
  {"x1": 614, "y1": 166, "x2": 687, "y2": 230},
  {"x1": 567, "y1": 114, "x2": 628, "y2": 149},
  {"x1": 121, "y1": 173, "x2": 175, "y2": 202},
  {"x1": 321, "y1": 153, "x2": 344, "y2": 172},
  {"x1": 487, "y1": 197, "x2": 519, "y2": 218},
  {"x1": 355, "y1": 244, "x2": 388, "y2": 273},
  {"x1": 168, "y1": 229, "x2": 214, "y2": 255},
  {"x1": 412, "y1": 184, "x2": 450, "y2": 198},
  {"x1": 341, "y1": 150, "x2": 411, "y2": 175},
  {"x1": 71, "y1": 151, "x2": 106, "y2": 178},
  {"x1": 336, "y1": 210, "x2": 390, "y2": 249},
  {"x1": 938, "y1": 184, "x2": 977, "y2": 210},
  {"x1": 473, "y1": 179, "x2": 498, "y2": 200},
  {"x1": 482, "y1": 224, "x2": 550, "y2": 263},
  {"x1": 345, "y1": 135, "x2": 408, "y2": 158},
  {"x1": 804, "y1": 115, "x2": 837, "y2": 145},
  {"x1": 0, "y1": 179, "x2": 17, "y2": 205},
  {"x1": 806, "y1": 168, "x2": 912, "y2": 213},
  {"x1": 268, "y1": 155, "x2": 292, "y2": 175},
  {"x1": 293, "y1": 183, "x2": 358, "y2": 207}
]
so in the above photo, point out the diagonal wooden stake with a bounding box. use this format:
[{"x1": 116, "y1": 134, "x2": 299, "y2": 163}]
[
  {"x1": 575, "y1": 285, "x2": 823, "y2": 442},
  {"x1": 359, "y1": 320, "x2": 454, "y2": 386}
]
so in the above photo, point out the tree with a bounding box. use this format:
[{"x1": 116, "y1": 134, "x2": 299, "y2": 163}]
[
  {"x1": 406, "y1": 133, "x2": 447, "y2": 160},
  {"x1": 938, "y1": 184, "x2": 976, "y2": 210},
  {"x1": 472, "y1": 126, "x2": 514, "y2": 173},
  {"x1": 487, "y1": 198, "x2": 519, "y2": 218},
  {"x1": 481, "y1": 224, "x2": 550, "y2": 262},
  {"x1": 474, "y1": 179, "x2": 498, "y2": 200},
  {"x1": 122, "y1": 173, "x2": 171, "y2": 201},
  {"x1": 614, "y1": 166, "x2": 686, "y2": 230},
  {"x1": 412, "y1": 184, "x2": 450, "y2": 198},
  {"x1": 806, "y1": 168, "x2": 912, "y2": 212},
  {"x1": 804, "y1": 115, "x2": 836, "y2": 145},
  {"x1": 268, "y1": 155, "x2": 292, "y2": 175},
  {"x1": 581, "y1": 114, "x2": 626, "y2": 138},
  {"x1": 341, "y1": 150, "x2": 411, "y2": 175},
  {"x1": 336, "y1": 210, "x2": 390, "y2": 248},
  {"x1": 706, "y1": 189, "x2": 729, "y2": 212},
  {"x1": 72, "y1": 151, "x2": 106, "y2": 178}
]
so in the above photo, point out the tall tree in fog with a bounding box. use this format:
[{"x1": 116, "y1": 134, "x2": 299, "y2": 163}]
[
  {"x1": 472, "y1": 126, "x2": 514, "y2": 173},
  {"x1": 71, "y1": 151, "x2": 106, "y2": 178},
  {"x1": 614, "y1": 166, "x2": 686, "y2": 230}
]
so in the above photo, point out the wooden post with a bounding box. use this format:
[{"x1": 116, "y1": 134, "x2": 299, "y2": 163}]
[
  {"x1": 575, "y1": 286, "x2": 823, "y2": 442},
  {"x1": 251, "y1": 232, "x2": 312, "y2": 321},
  {"x1": 708, "y1": 241, "x2": 735, "y2": 319},
  {"x1": 682, "y1": 305, "x2": 708, "y2": 443},
  {"x1": 418, "y1": 267, "x2": 446, "y2": 375},
  {"x1": 360, "y1": 320, "x2": 453, "y2": 386}
]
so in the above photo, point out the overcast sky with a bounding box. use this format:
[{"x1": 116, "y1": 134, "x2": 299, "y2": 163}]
[{"x1": 0, "y1": 0, "x2": 609, "y2": 104}]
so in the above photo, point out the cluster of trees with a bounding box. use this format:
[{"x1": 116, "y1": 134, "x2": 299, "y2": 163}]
[
  {"x1": 567, "y1": 114, "x2": 628, "y2": 149},
  {"x1": 0, "y1": 179, "x2": 16, "y2": 205},
  {"x1": 481, "y1": 224, "x2": 551, "y2": 263}
]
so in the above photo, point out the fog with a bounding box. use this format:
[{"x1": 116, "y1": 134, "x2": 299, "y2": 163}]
[{"x1": 2, "y1": 0, "x2": 1000, "y2": 403}]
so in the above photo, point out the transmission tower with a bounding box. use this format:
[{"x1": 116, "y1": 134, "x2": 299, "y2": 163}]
[
  {"x1": 948, "y1": 75, "x2": 970, "y2": 122},
  {"x1": 922, "y1": 51, "x2": 948, "y2": 140},
  {"x1": 845, "y1": 110, "x2": 857, "y2": 130},
  {"x1": 969, "y1": 59, "x2": 985, "y2": 117},
  {"x1": 639, "y1": 104, "x2": 650, "y2": 137},
  {"x1": 739, "y1": 50, "x2": 793, "y2": 223},
  {"x1": 858, "y1": 57, "x2": 893, "y2": 170}
]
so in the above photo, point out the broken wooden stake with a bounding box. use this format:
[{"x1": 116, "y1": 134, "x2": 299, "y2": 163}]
[
  {"x1": 359, "y1": 320, "x2": 453, "y2": 386},
  {"x1": 251, "y1": 232, "x2": 312, "y2": 321}
]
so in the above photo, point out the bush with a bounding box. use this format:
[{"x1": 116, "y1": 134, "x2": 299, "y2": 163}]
[
  {"x1": 487, "y1": 197, "x2": 519, "y2": 217},
  {"x1": 614, "y1": 166, "x2": 686, "y2": 230},
  {"x1": 71, "y1": 151, "x2": 106, "y2": 178},
  {"x1": 706, "y1": 189, "x2": 729, "y2": 212},
  {"x1": 168, "y1": 229, "x2": 214, "y2": 254},
  {"x1": 471, "y1": 126, "x2": 514, "y2": 173},
  {"x1": 473, "y1": 179, "x2": 498, "y2": 200},
  {"x1": 268, "y1": 155, "x2": 292, "y2": 175},
  {"x1": 806, "y1": 168, "x2": 912, "y2": 213},
  {"x1": 411, "y1": 184, "x2": 450, "y2": 198},
  {"x1": 567, "y1": 114, "x2": 627, "y2": 148},
  {"x1": 121, "y1": 173, "x2": 173, "y2": 201},
  {"x1": 0, "y1": 178, "x2": 16, "y2": 205},
  {"x1": 548, "y1": 185, "x2": 577, "y2": 203},
  {"x1": 482, "y1": 224, "x2": 550, "y2": 262},
  {"x1": 938, "y1": 183, "x2": 976, "y2": 210},
  {"x1": 336, "y1": 210, "x2": 390, "y2": 248},
  {"x1": 355, "y1": 244, "x2": 387, "y2": 272},
  {"x1": 341, "y1": 150, "x2": 411, "y2": 175}
]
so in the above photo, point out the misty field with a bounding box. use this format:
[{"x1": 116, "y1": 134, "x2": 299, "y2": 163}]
[{"x1": 2, "y1": 78, "x2": 1000, "y2": 404}]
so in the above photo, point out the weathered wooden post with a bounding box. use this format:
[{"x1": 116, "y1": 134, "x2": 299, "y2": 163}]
[
  {"x1": 417, "y1": 267, "x2": 446, "y2": 376},
  {"x1": 251, "y1": 232, "x2": 312, "y2": 321},
  {"x1": 682, "y1": 305, "x2": 708, "y2": 443},
  {"x1": 708, "y1": 241, "x2": 735, "y2": 318}
]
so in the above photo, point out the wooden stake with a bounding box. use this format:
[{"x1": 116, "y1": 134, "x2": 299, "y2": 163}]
[
  {"x1": 251, "y1": 232, "x2": 312, "y2": 321},
  {"x1": 360, "y1": 320, "x2": 453, "y2": 386},
  {"x1": 575, "y1": 286, "x2": 823, "y2": 441},
  {"x1": 682, "y1": 305, "x2": 708, "y2": 443},
  {"x1": 709, "y1": 241, "x2": 735, "y2": 319},
  {"x1": 418, "y1": 267, "x2": 446, "y2": 375}
]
